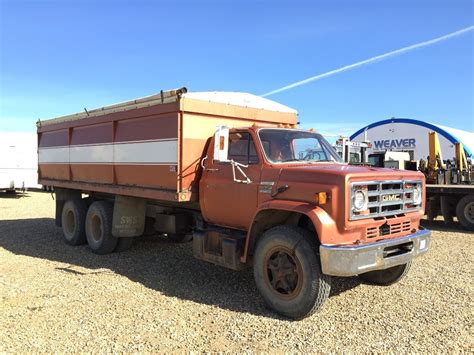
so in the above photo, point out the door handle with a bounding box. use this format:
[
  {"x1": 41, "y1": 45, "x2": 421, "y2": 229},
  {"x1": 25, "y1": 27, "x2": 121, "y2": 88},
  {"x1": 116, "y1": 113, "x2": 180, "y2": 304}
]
[{"x1": 206, "y1": 168, "x2": 219, "y2": 172}]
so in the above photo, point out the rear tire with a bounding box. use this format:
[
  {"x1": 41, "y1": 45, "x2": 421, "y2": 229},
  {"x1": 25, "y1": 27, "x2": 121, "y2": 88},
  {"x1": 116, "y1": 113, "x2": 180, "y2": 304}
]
[
  {"x1": 253, "y1": 225, "x2": 331, "y2": 320},
  {"x1": 359, "y1": 262, "x2": 412, "y2": 286},
  {"x1": 456, "y1": 195, "x2": 474, "y2": 231},
  {"x1": 61, "y1": 199, "x2": 87, "y2": 245},
  {"x1": 85, "y1": 201, "x2": 117, "y2": 255}
]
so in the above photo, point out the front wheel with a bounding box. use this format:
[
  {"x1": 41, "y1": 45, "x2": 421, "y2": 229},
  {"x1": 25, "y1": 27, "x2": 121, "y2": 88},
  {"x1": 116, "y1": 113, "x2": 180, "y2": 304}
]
[
  {"x1": 253, "y1": 225, "x2": 331, "y2": 320},
  {"x1": 358, "y1": 262, "x2": 412, "y2": 286}
]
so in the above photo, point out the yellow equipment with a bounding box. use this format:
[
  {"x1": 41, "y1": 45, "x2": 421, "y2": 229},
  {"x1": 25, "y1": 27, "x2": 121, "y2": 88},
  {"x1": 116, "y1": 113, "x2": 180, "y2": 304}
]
[
  {"x1": 427, "y1": 131, "x2": 446, "y2": 184},
  {"x1": 455, "y1": 142, "x2": 468, "y2": 173}
]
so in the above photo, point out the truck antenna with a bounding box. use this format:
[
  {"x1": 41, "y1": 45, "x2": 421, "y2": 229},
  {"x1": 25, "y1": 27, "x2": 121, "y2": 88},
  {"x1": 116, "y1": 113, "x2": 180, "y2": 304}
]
[{"x1": 84, "y1": 108, "x2": 90, "y2": 116}]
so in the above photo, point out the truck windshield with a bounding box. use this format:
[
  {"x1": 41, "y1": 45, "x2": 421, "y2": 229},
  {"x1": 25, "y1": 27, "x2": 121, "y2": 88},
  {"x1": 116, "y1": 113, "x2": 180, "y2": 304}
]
[{"x1": 258, "y1": 129, "x2": 343, "y2": 164}]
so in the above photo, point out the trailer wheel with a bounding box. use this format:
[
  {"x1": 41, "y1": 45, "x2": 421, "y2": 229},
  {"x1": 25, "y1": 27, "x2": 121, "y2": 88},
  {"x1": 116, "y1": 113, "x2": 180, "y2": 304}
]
[
  {"x1": 440, "y1": 196, "x2": 456, "y2": 226},
  {"x1": 85, "y1": 201, "x2": 117, "y2": 254},
  {"x1": 253, "y1": 225, "x2": 331, "y2": 320},
  {"x1": 359, "y1": 262, "x2": 412, "y2": 286},
  {"x1": 61, "y1": 199, "x2": 87, "y2": 245},
  {"x1": 456, "y1": 195, "x2": 474, "y2": 231}
]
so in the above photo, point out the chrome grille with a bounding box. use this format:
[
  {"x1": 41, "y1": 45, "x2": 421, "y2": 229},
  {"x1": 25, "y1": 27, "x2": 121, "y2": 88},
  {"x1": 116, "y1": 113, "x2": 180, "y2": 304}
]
[{"x1": 350, "y1": 180, "x2": 422, "y2": 220}]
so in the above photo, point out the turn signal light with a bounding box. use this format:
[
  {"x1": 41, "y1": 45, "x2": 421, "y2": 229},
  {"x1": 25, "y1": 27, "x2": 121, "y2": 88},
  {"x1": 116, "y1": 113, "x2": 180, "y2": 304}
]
[{"x1": 315, "y1": 192, "x2": 328, "y2": 204}]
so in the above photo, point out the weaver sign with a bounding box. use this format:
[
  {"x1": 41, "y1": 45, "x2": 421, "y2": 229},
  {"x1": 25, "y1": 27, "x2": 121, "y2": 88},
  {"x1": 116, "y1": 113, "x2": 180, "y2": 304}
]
[
  {"x1": 373, "y1": 138, "x2": 416, "y2": 150},
  {"x1": 350, "y1": 118, "x2": 473, "y2": 161}
]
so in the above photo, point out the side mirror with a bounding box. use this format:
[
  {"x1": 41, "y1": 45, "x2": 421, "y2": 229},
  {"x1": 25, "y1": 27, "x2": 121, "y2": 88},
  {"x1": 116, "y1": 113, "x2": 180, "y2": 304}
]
[{"x1": 213, "y1": 125, "x2": 229, "y2": 162}]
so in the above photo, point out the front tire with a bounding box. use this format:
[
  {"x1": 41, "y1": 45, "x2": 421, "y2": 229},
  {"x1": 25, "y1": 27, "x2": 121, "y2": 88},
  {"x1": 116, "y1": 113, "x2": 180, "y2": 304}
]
[
  {"x1": 253, "y1": 225, "x2": 331, "y2": 320},
  {"x1": 358, "y1": 262, "x2": 412, "y2": 285},
  {"x1": 85, "y1": 201, "x2": 117, "y2": 254}
]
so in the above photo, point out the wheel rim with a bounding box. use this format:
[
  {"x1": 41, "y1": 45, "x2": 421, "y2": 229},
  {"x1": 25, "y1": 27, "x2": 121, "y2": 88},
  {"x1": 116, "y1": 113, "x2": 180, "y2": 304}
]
[
  {"x1": 64, "y1": 209, "x2": 75, "y2": 237},
  {"x1": 90, "y1": 214, "x2": 103, "y2": 242},
  {"x1": 264, "y1": 246, "x2": 303, "y2": 300},
  {"x1": 464, "y1": 201, "x2": 474, "y2": 224}
]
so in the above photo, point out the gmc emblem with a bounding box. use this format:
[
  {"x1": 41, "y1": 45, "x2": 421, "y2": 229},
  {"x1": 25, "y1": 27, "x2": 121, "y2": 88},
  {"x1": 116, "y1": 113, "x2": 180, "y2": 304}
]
[{"x1": 382, "y1": 194, "x2": 401, "y2": 202}]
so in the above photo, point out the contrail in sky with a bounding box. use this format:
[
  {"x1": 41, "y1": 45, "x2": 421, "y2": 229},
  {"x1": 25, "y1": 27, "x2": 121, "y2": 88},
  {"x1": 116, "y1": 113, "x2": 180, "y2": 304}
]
[{"x1": 262, "y1": 25, "x2": 474, "y2": 97}]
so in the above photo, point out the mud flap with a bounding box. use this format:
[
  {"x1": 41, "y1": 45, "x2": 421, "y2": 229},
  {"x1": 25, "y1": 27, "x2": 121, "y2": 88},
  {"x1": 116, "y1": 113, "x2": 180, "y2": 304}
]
[{"x1": 112, "y1": 195, "x2": 146, "y2": 237}]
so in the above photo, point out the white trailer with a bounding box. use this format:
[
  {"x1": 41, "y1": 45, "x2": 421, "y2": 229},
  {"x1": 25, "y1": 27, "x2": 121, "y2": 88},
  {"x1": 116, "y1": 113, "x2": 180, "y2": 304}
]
[{"x1": 0, "y1": 132, "x2": 40, "y2": 192}]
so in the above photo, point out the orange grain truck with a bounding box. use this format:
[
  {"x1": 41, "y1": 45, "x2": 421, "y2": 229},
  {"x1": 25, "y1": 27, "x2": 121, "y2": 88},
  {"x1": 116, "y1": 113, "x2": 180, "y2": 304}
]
[{"x1": 37, "y1": 88, "x2": 430, "y2": 319}]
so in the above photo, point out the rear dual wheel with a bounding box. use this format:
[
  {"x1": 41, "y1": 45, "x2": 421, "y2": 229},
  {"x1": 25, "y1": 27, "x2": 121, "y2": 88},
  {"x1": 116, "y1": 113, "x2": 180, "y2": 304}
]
[
  {"x1": 84, "y1": 201, "x2": 135, "y2": 254},
  {"x1": 61, "y1": 199, "x2": 134, "y2": 253},
  {"x1": 61, "y1": 199, "x2": 87, "y2": 245},
  {"x1": 85, "y1": 201, "x2": 118, "y2": 254}
]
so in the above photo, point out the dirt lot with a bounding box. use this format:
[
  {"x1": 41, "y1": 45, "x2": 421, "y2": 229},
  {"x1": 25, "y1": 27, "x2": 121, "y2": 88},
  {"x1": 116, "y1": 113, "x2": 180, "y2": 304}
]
[{"x1": 0, "y1": 191, "x2": 472, "y2": 352}]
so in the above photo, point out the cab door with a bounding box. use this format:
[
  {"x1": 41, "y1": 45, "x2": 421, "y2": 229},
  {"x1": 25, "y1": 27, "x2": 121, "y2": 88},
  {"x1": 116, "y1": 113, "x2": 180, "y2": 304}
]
[{"x1": 200, "y1": 130, "x2": 262, "y2": 229}]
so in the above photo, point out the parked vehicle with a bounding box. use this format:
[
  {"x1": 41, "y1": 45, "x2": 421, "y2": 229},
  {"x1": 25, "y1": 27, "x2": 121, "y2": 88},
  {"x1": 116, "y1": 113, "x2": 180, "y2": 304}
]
[
  {"x1": 37, "y1": 88, "x2": 430, "y2": 319},
  {"x1": 0, "y1": 132, "x2": 40, "y2": 193},
  {"x1": 420, "y1": 132, "x2": 474, "y2": 231}
]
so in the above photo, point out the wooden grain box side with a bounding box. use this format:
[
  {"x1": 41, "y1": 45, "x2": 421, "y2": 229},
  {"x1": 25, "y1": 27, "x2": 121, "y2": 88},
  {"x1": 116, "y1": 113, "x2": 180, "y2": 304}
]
[
  {"x1": 38, "y1": 102, "x2": 183, "y2": 202},
  {"x1": 37, "y1": 95, "x2": 298, "y2": 203}
]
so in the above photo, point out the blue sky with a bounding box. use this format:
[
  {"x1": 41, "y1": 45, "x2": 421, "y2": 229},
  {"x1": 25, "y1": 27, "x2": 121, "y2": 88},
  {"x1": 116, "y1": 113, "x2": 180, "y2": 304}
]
[{"x1": 1, "y1": 0, "x2": 473, "y2": 138}]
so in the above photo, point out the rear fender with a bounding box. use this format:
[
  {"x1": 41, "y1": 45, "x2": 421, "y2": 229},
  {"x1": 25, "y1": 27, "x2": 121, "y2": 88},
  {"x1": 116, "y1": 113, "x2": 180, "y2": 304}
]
[{"x1": 241, "y1": 200, "x2": 337, "y2": 263}]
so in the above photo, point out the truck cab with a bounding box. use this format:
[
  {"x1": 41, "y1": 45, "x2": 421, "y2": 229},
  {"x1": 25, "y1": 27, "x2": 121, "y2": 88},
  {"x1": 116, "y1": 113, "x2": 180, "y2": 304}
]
[{"x1": 197, "y1": 126, "x2": 429, "y2": 318}]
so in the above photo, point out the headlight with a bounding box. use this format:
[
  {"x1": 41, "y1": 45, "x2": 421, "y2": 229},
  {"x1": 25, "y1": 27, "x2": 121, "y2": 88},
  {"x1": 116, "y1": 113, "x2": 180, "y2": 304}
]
[
  {"x1": 353, "y1": 189, "x2": 368, "y2": 211},
  {"x1": 413, "y1": 184, "x2": 422, "y2": 205}
]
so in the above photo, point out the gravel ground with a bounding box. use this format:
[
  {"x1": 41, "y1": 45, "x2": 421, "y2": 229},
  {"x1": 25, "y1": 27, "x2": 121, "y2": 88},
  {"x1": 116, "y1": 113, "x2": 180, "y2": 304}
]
[{"x1": 0, "y1": 191, "x2": 472, "y2": 352}]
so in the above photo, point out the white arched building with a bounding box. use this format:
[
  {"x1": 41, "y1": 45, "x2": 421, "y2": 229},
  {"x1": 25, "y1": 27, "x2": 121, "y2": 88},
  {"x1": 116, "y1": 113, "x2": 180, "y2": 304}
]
[{"x1": 350, "y1": 118, "x2": 474, "y2": 161}]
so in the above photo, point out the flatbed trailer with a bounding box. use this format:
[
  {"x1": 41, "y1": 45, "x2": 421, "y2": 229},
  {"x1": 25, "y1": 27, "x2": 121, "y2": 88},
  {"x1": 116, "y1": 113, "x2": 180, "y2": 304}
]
[{"x1": 426, "y1": 184, "x2": 474, "y2": 231}]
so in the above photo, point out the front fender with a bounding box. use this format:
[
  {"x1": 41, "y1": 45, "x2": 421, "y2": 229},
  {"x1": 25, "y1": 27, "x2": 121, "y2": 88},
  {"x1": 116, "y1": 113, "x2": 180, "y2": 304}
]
[{"x1": 241, "y1": 200, "x2": 338, "y2": 263}]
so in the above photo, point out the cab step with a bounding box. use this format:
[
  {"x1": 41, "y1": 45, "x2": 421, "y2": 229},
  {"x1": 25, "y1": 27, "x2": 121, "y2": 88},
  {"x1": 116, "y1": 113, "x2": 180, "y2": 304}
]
[{"x1": 193, "y1": 229, "x2": 247, "y2": 270}]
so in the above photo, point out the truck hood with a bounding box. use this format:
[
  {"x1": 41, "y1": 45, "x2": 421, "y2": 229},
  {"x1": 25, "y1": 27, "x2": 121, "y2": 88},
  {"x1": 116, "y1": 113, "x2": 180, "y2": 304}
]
[
  {"x1": 273, "y1": 163, "x2": 425, "y2": 213},
  {"x1": 277, "y1": 163, "x2": 424, "y2": 184},
  {"x1": 272, "y1": 163, "x2": 425, "y2": 244}
]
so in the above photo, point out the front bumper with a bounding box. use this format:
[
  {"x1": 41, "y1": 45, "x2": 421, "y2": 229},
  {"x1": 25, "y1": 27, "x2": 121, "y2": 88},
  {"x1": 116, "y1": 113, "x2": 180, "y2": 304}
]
[{"x1": 319, "y1": 228, "x2": 430, "y2": 277}]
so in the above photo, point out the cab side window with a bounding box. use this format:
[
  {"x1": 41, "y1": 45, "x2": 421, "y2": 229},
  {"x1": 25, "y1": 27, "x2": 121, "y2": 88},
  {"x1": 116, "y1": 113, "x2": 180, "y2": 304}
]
[{"x1": 228, "y1": 132, "x2": 259, "y2": 164}]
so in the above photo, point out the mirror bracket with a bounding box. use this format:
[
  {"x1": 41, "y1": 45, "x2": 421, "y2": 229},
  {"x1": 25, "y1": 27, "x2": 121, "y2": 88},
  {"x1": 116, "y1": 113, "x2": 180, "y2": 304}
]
[{"x1": 231, "y1": 160, "x2": 252, "y2": 184}]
